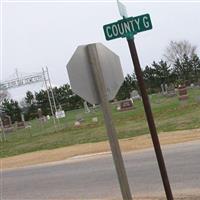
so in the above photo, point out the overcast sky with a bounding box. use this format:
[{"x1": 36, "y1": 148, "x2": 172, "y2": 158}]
[{"x1": 1, "y1": 0, "x2": 200, "y2": 100}]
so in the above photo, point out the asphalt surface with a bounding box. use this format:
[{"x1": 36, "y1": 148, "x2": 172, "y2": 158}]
[{"x1": 1, "y1": 140, "x2": 200, "y2": 200}]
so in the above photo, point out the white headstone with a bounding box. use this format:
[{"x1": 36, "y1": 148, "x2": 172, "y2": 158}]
[
  {"x1": 84, "y1": 101, "x2": 90, "y2": 113},
  {"x1": 130, "y1": 90, "x2": 141, "y2": 100},
  {"x1": 55, "y1": 110, "x2": 65, "y2": 119},
  {"x1": 92, "y1": 117, "x2": 98, "y2": 123},
  {"x1": 74, "y1": 121, "x2": 81, "y2": 127}
]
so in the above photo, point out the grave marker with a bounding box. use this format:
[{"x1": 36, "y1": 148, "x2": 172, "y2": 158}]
[{"x1": 120, "y1": 100, "x2": 133, "y2": 111}]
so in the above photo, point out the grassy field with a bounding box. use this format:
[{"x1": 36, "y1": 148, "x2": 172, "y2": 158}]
[{"x1": 1, "y1": 87, "x2": 200, "y2": 158}]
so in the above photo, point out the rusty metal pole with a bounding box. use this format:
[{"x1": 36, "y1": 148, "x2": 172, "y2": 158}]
[{"x1": 127, "y1": 38, "x2": 174, "y2": 200}]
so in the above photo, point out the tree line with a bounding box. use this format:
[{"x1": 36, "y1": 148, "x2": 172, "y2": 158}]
[{"x1": 1, "y1": 40, "x2": 200, "y2": 122}]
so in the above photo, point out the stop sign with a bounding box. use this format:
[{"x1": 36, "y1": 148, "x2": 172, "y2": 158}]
[{"x1": 66, "y1": 43, "x2": 124, "y2": 104}]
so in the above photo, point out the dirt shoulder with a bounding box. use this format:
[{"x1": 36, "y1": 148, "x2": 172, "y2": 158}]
[{"x1": 1, "y1": 128, "x2": 200, "y2": 170}]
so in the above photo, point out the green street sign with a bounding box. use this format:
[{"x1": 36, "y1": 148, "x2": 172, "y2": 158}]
[{"x1": 103, "y1": 14, "x2": 152, "y2": 41}]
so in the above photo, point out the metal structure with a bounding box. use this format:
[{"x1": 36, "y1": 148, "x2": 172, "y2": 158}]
[
  {"x1": 42, "y1": 67, "x2": 58, "y2": 127},
  {"x1": 0, "y1": 69, "x2": 44, "y2": 90},
  {"x1": 0, "y1": 67, "x2": 59, "y2": 130}
]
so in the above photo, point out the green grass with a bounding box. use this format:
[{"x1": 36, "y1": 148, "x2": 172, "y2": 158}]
[{"x1": 1, "y1": 87, "x2": 200, "y2": 158}]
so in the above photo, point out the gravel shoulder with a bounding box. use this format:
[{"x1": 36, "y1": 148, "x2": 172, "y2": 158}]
[{"x1": 1, "y1": 128, "x2": 200, "y2": 170}]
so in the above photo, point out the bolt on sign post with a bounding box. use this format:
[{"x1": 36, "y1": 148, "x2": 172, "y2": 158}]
[
  {"x1": 67, "y1": 43, "x2": 133, "y2": 200},
  {"x1": 103, "y1": 1, "x2": 174, "y2": 200}
]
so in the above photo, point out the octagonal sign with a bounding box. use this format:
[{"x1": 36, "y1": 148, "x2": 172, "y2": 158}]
[{"x1": 66, "y1": 43, "x2": 124, "y2": 105}]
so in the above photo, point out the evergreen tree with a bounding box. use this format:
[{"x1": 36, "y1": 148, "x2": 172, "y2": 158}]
[
  {"x1": 2, "y1": 99, "x2": 22, "y2": 122},
  {"x1": 116, "y1": 73, "x2": 137, "y2": 100},
  {"x1": 152, "y1": 60, "x2": 171, "y2": 86}
]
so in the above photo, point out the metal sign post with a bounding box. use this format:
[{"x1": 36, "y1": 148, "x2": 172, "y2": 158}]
[
  {"x1": 87, "y1": 43, "x2": 133, "y2": 200},
  {"x1": 103, "y1": 1, "x2": 174, "y2": 199},
  {"x1": 126, "y1": 38, "x2": 173, "y2": 200},
  {"x1": 67, "y1": 43, "x2": 132, "y2": 200}
]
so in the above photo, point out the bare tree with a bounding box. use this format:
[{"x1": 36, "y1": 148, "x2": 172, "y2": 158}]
[{"x1": 164, "y1": 40, "x2": 197, "y2": 64}]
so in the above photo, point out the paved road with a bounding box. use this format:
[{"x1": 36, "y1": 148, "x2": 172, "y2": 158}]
[{"x1": 1, "y1": 140, "x2": 200, "y2": 200}]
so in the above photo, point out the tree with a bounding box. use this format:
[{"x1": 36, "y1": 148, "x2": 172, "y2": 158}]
[
  {"x1": 2, "y1": 99, "x2": 22, "y2": 122},
  {"x1": 173, "y1": 54, "x2": 200, "y2": 84},
  {"x1": 143, "y1": 60, "x2": 173, "y2": 93},
  {"x1": 143, "y1": 65, "x2": 156, "y2": 89},
  {"x1": 52, "y1": 84, "x2": 73, "y2": 111},
  {"x1": 35, "y1": 90, "x2": 49, "y2": 116},
  {"x1": 173, "y1": 55, "x2": 192, "y2": 83},
  {"x1": 152, "y1": 60, "x2": 172, "y2": 85},
  {"x1": 51, "y1": 84, "x2": 83, "y2": 111},
  {"x1": 116, "y1": 73, "x2": 137, "y2": 100},
  {"x1": 191, "y1": 54, "x2": 200, "y2": 82},
  {"x1": 164, "y1": 40, "x2": 197, "y2": 64},
  {"x1": 23, "y1": 91, "x2": 38, "y2": 120},
  {"x1": 25, "y1": 91, "x2": 34, "y2": 105}
]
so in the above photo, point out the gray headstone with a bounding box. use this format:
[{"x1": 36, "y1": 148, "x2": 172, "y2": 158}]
[
  {"x1": 130, "y1": 90, "x2": 141, "y2": 100},
  {"x1": 84, "y1": 101, "x2": 90, "y2": 113}
]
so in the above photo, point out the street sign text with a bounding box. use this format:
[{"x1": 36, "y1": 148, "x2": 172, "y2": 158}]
[{"x1": 103, "y1": 14, "x2": 152, "y2": 40}]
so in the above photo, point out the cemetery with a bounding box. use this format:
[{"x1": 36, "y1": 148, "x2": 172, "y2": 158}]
[
  {"x1": 1, "y1": 1, "x2": 200, "y2": 199},
  {"x1": 1, "y1": 87, "x2": 200, "y2": 158}
]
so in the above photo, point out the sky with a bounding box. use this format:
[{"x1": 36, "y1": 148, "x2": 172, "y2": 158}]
[{"x1": 1, "y1": 0, "x2": 200, "y2": 100}]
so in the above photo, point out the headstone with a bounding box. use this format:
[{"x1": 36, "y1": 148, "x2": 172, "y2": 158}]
[
  {"x1": 1, "y1": 115, "x2": 13, "y2": 132},
  {"x1": 25, "y1": 123, "x2": 32, "y2": 129},
  {"x1": 166, "y1": 84, "x2": 176, "y2": 97},
  {"x1": 39, "y1": 116, "x2": 47, "y2": 124},
  {"x1": 130, "y1": 90, "x2": 141, "y2": 100},
  {"x1": 16, "y1": 121, "x2": 26, "y2": 129},
  {"x1": 161, "y1": 84, "x2": 165, "y2": 95},
  {"x1": 2, "y1": 115, "x2": 12, "y2": 128},
  {"x1": 74, "y1": 121, "x2": 81, "y2": 127},
  {"x1": 55, "y1": 110, "x2": 65, "y2": 119},
  {"x1": 165, "y1": 84, "x2": 168, "y2": 92},
  {"x1": 190, "y1": 83, "x2": 194, "y2": 88},
  {"x1": 178, "y1": 85, "x2": 188, "y2": 101},
  {"x1": 84, "y1": 101, "x2": 90, "y2": 113},
  {"x1": 21, "y1": 113, "x2": 25, "y2": 122},
  {"x1": 46, "y1": 115, "x2": 50, "y2": 120},
  {"x1": 92, "y1": 117, "x2": 98, "y2": 123},
  {"x1": 37, "y1": 108, "x2": 43, "y2": 118},
  {"x1": 38, "y1": 108, "x2": 47, "y2": 124},
  {"x1": 120, "y1": 99, "x2": 133, "y2": 111},
  {"x1": 117, "y1": 105, "x2": 121, "y2": 111},
  {"x1": 92, "y1": 104, "x2": 98, "y2": 113}
]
